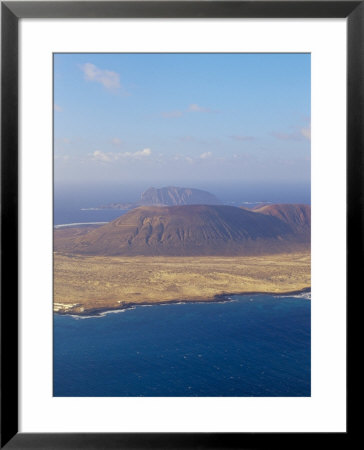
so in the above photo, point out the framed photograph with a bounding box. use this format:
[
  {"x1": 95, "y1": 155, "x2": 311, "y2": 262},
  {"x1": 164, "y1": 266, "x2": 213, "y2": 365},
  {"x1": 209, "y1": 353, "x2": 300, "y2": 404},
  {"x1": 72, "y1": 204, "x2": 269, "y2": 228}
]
[{"x1": 1, "y1": 1, "x2": 358, "y2": 448}]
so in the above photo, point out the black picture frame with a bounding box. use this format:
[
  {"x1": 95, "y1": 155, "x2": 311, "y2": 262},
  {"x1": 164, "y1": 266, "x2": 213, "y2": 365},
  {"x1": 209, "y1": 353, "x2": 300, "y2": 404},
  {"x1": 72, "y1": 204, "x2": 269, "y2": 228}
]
[{"x1": 1, "y1": 1, "x2": 359, "y2": 448}]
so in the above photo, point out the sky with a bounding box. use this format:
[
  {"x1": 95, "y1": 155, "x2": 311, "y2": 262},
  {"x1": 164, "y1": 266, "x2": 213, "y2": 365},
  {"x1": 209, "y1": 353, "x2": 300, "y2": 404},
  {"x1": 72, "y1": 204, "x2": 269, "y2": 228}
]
[{"x1": 54, "y1": 53, "x2": 310, "y2": 201}]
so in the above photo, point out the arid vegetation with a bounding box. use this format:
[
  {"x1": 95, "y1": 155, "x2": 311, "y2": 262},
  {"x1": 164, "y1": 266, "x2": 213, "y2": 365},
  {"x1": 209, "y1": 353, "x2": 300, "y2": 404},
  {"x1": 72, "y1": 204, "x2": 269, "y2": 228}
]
[{"x1": 54, "y1": 252, "x2": 310, "y2": 315}]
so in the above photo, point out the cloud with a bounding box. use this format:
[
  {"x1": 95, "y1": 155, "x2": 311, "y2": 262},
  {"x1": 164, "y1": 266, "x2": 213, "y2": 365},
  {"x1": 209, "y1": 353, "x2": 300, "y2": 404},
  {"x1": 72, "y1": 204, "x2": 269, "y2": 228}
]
[
  {"x1": 173, "y1": 154, "x2": 195, "y2": 164},
  {"x1": 200, "y1": 152, "x2": 212, "y2": 159},
  {"x1": 133, "y1": 148, "x2": 152, "y2": 158},
  {"x1": 172, "y1": 152, "x2": 215, "y2": 164},
  {"x1": 54, "y1": 104, "x2": 62, "y2": 112},
  {"x1": 111, "y1": 137, "x2": 122, "y2": 146},
  {"x1": 271, "y1": 130, "x2": 305, "y2": 141},
  {"x1": 80, "y1": 63, "x2": 121, "y2": 91},
  {"x1": 92, "y1": 150, "x2": 113, "y2": 162},
  {"x1": 91, "y1": 148, "x2": 152, "y2": 162},
  {"x1": 162, "y1": 110, "x2": 183, "y2": 118},
  {"x1": 300, "y1": 126, "x2": 311, "y2": 140},
  {"x1": 162, "y1": 103, "x2": 217, "y2": 118},
  {"x1": 188, "y1": 103, "x2": 214, "y2": 113},
  {"x1": 271, "y1": 124, "x2": 311, "y2": 142},
  {"x1": 230, "y1": 135, "x2": 255, "y2": 141}
]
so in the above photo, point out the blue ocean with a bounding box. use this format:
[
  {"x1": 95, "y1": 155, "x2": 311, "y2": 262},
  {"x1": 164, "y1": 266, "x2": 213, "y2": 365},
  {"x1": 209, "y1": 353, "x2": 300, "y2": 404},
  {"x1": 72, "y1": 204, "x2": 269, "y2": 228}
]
[{"x1": 53, "y1": 294, "x2": 310, "y2": 397}]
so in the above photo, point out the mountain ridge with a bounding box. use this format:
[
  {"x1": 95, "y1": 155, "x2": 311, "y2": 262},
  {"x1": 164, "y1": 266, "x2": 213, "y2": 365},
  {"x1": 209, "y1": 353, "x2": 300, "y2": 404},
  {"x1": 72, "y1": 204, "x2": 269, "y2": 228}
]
[
  {"x1": 55, "y1": 204, "x2": 310, "y2": 257},
  {"x1": 251, "y1": 204, "x2": 310, "y2": 234}
]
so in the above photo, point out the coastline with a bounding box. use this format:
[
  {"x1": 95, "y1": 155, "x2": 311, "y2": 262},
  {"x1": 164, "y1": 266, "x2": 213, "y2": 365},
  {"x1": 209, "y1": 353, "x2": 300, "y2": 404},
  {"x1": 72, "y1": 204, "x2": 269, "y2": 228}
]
[{"x1": 54, "y1": 286, "x2": 311, "y2": 318}]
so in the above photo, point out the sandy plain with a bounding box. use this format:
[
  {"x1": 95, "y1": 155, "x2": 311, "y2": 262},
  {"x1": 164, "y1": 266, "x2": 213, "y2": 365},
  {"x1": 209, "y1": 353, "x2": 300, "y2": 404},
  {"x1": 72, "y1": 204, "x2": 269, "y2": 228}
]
[{"x1": 53, "y1": 252, "x2": 310, "y2": 315}]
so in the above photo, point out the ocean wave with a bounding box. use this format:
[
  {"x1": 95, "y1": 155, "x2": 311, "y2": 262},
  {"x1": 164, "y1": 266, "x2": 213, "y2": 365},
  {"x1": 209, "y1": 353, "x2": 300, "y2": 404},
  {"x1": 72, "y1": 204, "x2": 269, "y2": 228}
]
[
  {"x1": 68, "y1": 308, "x2": 135, "y2": 320},
  {"x1": 54, "y1": 222, "x2": 108, "y2": 229},
  {"x1": 273, "y1": 291, "x2": 311, "y2": 301},
  {"x1": 65, "y1": 297, "x2": 239, "y2": 319}
]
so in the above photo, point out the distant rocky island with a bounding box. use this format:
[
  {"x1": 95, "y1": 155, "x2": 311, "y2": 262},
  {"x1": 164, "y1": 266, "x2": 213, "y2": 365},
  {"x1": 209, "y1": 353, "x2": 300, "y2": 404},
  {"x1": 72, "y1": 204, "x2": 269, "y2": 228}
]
[
  {"x1": 96, "y1": 185, "x2": 220, "y2": 210},
  {"x1": 140, "y1": 186, "x2": 220, "y2": 206}
]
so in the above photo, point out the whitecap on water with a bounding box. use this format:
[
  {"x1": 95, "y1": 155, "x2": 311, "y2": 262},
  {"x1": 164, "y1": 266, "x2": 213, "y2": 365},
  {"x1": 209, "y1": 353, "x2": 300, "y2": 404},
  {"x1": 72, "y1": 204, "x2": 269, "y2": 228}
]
[{"x1": 273, "y1": 291, "x2": 311, "y2": 301}]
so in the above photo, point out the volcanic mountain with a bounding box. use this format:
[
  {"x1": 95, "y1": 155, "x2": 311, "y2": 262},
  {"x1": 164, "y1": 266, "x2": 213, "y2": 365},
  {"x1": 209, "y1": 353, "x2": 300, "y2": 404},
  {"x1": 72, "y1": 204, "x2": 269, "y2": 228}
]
[
  {"x1": 252, "y1": 204, "x2": 311, "y2": 235},
  {"x1": 54, "y1": 204, "x2": 310, "y2": 256},
  {"x1": 99, "y1": 186, "x2": 220, "y2": 210}
]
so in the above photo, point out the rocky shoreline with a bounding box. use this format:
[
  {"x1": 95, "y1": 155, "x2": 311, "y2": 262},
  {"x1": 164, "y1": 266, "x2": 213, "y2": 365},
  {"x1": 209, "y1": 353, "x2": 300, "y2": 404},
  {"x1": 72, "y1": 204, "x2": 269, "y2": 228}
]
[{"x1": 54, "y1": 286, "x2": 311, "y2": 317}]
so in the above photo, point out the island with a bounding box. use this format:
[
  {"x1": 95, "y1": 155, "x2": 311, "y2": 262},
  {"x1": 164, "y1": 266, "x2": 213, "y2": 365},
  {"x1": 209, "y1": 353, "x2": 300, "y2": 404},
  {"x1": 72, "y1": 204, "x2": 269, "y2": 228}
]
[
  {"x1": 96, "y1": 185, "x2": 220, "y2": 210},
  {"x1": 54, "y1": 203, "x2": 311, "y2": 315}
]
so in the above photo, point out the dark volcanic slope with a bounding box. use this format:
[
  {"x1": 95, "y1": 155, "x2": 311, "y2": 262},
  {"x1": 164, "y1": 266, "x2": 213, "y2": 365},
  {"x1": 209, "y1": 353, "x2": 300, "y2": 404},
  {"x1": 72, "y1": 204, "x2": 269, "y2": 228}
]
[
  {"x1": 54, "y1": 204, "x2": 310, "y2": 256},
  {"x1": 140, "y1": 186, "x2": 220, "y2": 206},
  {"x1": 252, "y1": 204, "x2": 310, "y2": 235}
]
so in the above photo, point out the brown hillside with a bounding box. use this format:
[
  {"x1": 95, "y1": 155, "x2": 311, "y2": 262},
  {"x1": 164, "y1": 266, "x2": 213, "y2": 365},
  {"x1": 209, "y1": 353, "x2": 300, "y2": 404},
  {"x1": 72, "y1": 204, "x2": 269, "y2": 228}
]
[
  {"x1": 54, "y1": 204, "x2": 310, "y2": 256},
  {"x1": 252, "y1": 204, "x2": 310, "y2": 234}
]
